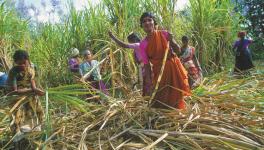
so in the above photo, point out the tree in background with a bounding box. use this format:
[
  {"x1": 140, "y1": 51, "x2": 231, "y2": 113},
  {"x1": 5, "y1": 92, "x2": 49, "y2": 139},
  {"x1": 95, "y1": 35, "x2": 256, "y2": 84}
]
[
  {"x1": 234, "y1": 0, "x2": 264, "y2": 58},
  {"x1": 244, "y1": 0, "x2": 263, "y2": 38}
]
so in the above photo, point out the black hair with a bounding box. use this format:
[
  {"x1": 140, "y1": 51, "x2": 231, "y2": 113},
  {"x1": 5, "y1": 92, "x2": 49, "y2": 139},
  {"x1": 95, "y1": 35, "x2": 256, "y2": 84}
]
[
  {"x1": 182, "y1": 36, "x2": 189, "y2": 42},
  {"x1": 127, "y1": 33, "x2": 141, "y2": 43},
  {"x1": 140, "y1": 12, "x2": 157, "y2": 27},
  {"x1": 13, "y1": 50, "x2": 29, "y2": 62}
]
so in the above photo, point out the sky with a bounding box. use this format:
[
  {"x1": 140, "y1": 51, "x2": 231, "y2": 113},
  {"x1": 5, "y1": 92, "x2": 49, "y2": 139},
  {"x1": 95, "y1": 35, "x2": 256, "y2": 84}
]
[{"x1": 16, "y1": 0, "x2": 189, "y2": 23}]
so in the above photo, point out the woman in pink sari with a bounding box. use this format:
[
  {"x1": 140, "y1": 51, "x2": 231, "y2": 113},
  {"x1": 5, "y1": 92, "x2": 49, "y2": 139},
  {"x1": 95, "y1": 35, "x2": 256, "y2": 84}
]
[{"x1": 139, "y1": 12, "x2": 191, "y2": 109}]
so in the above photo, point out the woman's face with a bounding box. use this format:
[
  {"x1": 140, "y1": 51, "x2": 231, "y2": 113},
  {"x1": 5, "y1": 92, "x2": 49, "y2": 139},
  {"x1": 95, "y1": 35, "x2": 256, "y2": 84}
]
[{"x1": 142, "y1": 16, "x2": 155, "y2": 33}]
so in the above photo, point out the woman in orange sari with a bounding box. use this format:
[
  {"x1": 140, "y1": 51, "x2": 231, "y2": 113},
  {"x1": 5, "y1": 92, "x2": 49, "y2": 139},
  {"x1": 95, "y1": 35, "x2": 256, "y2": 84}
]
[{"x1": 139, "y1": 12, "x2": 191, "y2": 109}]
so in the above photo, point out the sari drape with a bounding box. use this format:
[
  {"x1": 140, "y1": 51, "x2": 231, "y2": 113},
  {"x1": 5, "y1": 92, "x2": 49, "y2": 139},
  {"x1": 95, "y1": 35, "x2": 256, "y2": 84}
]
[{"x1": 146, "y1": 30, "x2": 190, "y2": 109}]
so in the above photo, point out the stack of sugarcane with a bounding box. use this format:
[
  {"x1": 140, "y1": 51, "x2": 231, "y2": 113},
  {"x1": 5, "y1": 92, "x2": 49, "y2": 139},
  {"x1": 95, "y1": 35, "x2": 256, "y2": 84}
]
[{"x1": 0, "y1": 71, "x2": 264, "y2": 149}]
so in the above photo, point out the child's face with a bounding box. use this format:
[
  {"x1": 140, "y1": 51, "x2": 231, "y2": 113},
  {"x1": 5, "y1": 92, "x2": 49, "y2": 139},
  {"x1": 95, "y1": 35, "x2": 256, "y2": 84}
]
[
  {"x1": 15, "y1": 59, "x2": 29, "y2": 71},
  {"x1": 182, "y1": 40, "x2": 188, "y2": 46},
  {"x1": 84, "y1": 53, "x2": 92, "y2": 61}
]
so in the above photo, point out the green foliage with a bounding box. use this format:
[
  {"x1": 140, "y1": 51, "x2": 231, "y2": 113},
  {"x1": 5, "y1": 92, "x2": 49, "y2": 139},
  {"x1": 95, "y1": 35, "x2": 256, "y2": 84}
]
[
  {"x1": 234, "y1": 0, "x2": 264, "y2": 59},
  {"x1": 0, "y1": 0, "x2": 242, "y2": 85},
  {"x1": 189, "y1": 0, "x2": 241, "y2": 73},
  {"x1": 0, "y1": 1, "x2": 31, "y2": 71},
  {"x1": 244, "y1": 0, "x2": 264, "y2": 59},
  {"x1": 243, "y1": 0, "x2": 263, "y2": 37},
  {"x1": 1, "y1": 1, "x2": 264, "y2": 148}
]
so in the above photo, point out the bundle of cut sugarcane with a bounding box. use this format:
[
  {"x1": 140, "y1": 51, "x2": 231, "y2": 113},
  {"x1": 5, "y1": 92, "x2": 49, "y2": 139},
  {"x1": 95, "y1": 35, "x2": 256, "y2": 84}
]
[{"x1": 1, "y1": 72, "x2": 263, "y2": 150}]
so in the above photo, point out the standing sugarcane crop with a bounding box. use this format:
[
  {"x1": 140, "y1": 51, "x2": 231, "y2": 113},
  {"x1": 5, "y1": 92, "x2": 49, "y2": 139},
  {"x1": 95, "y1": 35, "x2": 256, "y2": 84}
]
[
  {"x1": 139, "y1": 12, "x2": 191, "y2": 109},
  {"x1": 6, "y1": 50, "x2": 45, "y2": 148},
  {"x1": 180, "y1": 36, "x2": 203, "y2": 89}
]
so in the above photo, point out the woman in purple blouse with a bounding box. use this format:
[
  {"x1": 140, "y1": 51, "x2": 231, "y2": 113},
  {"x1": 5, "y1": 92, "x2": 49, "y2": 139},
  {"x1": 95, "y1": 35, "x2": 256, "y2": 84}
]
[
  {"x1": 233, "y1": 31, "x2": 254, "y2": 74},
  {"x1": 68, "y1": 48, "x2": 81, "y2": 82}
]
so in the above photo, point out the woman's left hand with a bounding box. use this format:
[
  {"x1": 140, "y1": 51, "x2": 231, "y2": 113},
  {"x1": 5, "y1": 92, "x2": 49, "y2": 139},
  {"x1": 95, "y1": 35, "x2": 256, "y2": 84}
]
[
  {"x1": 33, "y1": 88, "x2": 45, "y2": 96},
  {"x1": 168, "y1": 31, "x2": 180, "y2": 52}
]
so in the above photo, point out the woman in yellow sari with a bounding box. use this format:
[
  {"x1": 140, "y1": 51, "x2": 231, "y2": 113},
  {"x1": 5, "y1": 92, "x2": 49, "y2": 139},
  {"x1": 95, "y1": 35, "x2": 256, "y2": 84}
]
[{"x1": 139, "y1": 12, "x2": 190, "y2": 109}]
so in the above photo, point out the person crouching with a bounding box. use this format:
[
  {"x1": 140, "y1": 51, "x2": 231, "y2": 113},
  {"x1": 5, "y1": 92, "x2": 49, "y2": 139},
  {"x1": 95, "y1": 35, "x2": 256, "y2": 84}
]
[{"x1": 7, "y1": 50, "x2": 44, "y2": 144}]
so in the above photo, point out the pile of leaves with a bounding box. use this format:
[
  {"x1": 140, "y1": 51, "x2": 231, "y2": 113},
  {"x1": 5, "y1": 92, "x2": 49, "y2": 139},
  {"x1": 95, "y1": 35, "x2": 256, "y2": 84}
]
[{"x1": 1, "y1": 71, "x2": 263, "y2": 150}]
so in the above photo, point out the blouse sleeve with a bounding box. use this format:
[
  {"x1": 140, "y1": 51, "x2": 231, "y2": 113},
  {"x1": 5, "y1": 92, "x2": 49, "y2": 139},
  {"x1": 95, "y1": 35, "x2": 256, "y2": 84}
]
[
  {"x1": 69, "y1": 59, "x2": 77, "y2": 68},
  {"x1": 95, "y1": 60, "x2": 100, "y2": 71},
  {"x1": 127, "y1": 43, "x2": 139, "y2": 49},
  {"x1": 248, "y1": 39, "x2": 253, "y2": 44}
]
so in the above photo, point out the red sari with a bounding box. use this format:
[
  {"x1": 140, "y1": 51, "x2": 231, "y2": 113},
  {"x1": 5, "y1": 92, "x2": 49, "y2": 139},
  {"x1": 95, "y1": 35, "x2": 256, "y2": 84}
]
[{"x1": 145, "y1": 30, "x2": 191, "y2": 109}]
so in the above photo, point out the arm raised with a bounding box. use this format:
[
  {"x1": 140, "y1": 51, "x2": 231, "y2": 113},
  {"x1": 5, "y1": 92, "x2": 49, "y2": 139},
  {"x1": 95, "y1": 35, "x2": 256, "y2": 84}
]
[{"x1": 108, "y1": 31, "x2": 130, "y2": 48}]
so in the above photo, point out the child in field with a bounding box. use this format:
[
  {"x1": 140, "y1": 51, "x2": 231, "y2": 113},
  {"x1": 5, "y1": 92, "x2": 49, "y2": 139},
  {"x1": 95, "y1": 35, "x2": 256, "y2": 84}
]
[
  {"x1": 180, "y1": 36, "x2": 202, "y2": 88},
  {"x1": 108, "y1": 31, "x2": 149, "y2": 95},
  {"x1": 7, "y1": 50, "x2": 44, "y2": 142},
  {"x1": 79, "y1": 50, "x2": 108, "y2": 94}
]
